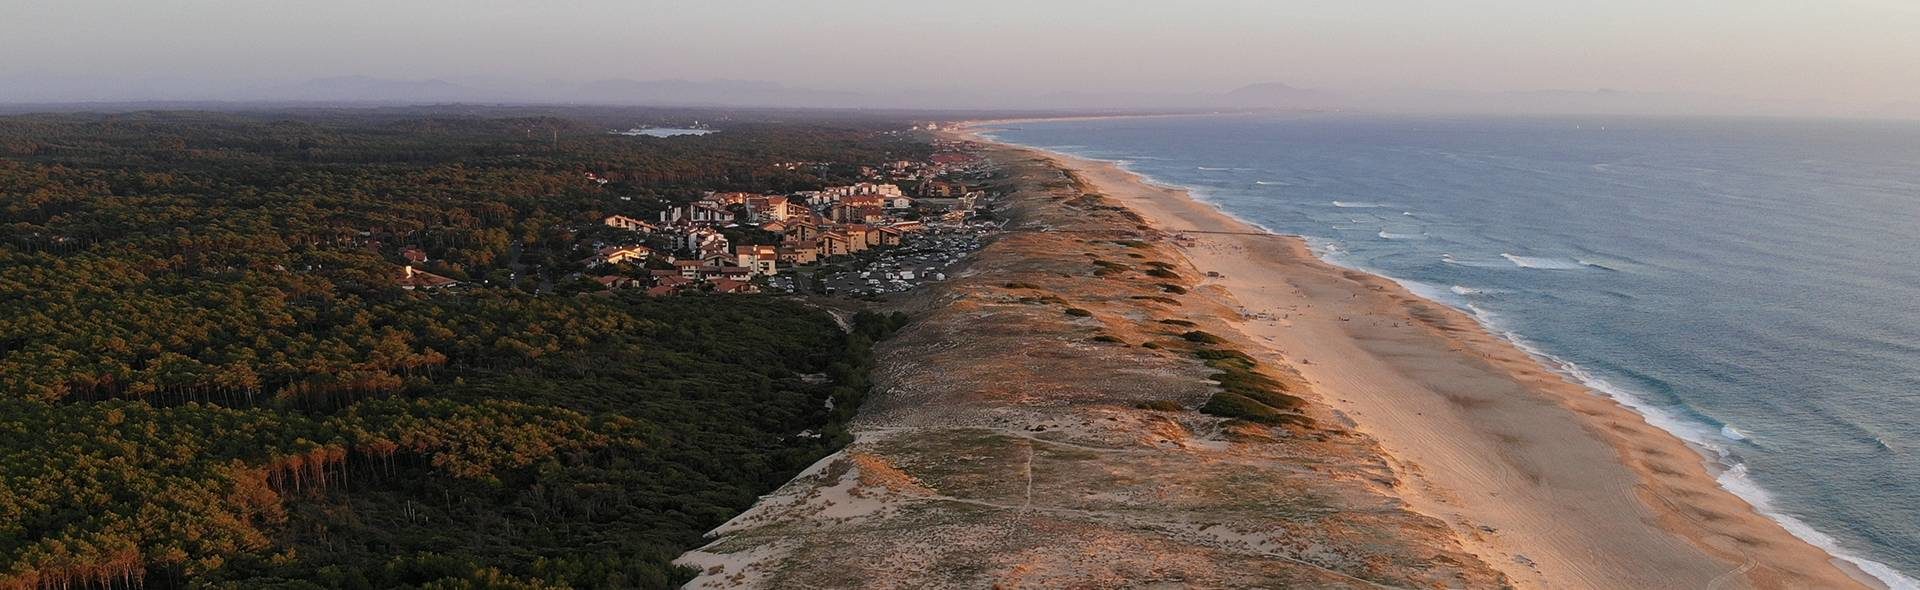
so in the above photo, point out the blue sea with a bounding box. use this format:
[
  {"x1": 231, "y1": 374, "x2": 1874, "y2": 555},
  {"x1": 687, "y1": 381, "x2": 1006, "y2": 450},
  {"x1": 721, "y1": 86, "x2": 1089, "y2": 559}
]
[{"x1": 984, "y1": 114, "x2": 1920, "y2": 587}]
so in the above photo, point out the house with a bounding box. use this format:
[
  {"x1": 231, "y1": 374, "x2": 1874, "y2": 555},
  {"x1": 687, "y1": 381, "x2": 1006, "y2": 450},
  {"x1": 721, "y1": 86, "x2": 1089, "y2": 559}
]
[
  {"x1": 746, "y1": 195, "x2": 794, "y2": 222},
  {"x1": 588, "y1": 244, "x2": 651, "y2": 266},
  {"x1": 683, "y1": 228, "x2": 730, "y2": 254},
  {"x1": 713, "y1": 266, "x2": 755, "y2": 281},
  {"x1": 852, "y1": 205, "x2": 888, "y2": 224},
  {"x1": 710, "y1": 192, "x2": 758, "y2": 206},
  {"x1": 887, "y1": 220, "x2": 925, "y2": 233},
  {"x1": 700, "y1": 250, "x2": 734, "y2": 268},
  {"x1": 818, "y1": 232, "x2": 852, "y2": 257},
  {"x1": 777, "y1": 242, "x2": 819, "y2": 265},
  {"x1": 603, "y1": 214, "x2": 656, "y2": 233},
  {"x1": 844, "y1": 224, "x2": 876, "y2": 249},
  {"x1": 875, "y1": 226, "x2": 904, "y2": 247},
  {"x1": 674, "y1": 260, "x2": 715, "y2": 280},
  {"x1": 785, "y1": 220, "x2": 821, "y2": 241},
  {"x1": 399, "y1": 246, "x2": 428, "y2": 264},
  {"x1": 842, "y1": 194, "x2": 887, "y2": 208},
  {"x1": 735, "y1": 244, "x2": 780, "y2": 276},
  {"x1": 759, "y1": 219, "x2": 789, "y2": 234},
  {"x1": 709, "y1": 278, "x2": 760, "y2": 294},
  {"x1": 919, "y1": 181, "x2": 961, "y2": 198},
  {"x1": 651, "y1": 275, "x2": 693, "y2": 294},
  {"x1": 822, "y1": 182, "x2": 903, "y2": 201},
  {"x1": 395, "y1": 265, "x2": 457, "y2": 290},
  {"x1": 795, "y1": 210, "x2": 829, "y2": 226},
  {"x1": 645, "y1": 276, "x2": 692, "y2": 297},
  {"x1": 884, "y1": 195, "x2": 914, "y2": 209},
  {"x1": 659, "y1": 202, "x2": 730, "y2": 225},
  {"x1": 830, "y1": 202, "x2": 887, "y2": 224},
  {"x1": 593, "y1": 275, "x2": 640, "y2": 289}
]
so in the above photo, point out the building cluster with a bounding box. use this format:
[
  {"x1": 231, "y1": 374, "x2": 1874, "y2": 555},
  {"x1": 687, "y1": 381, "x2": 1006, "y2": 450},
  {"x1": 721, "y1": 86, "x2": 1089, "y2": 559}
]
[
  {"x1": 580, "y1": 181, "x2": 944, "y2": 295},
  {"x1": 389, "y1": 143, "x2": 993, "y2": 297}
]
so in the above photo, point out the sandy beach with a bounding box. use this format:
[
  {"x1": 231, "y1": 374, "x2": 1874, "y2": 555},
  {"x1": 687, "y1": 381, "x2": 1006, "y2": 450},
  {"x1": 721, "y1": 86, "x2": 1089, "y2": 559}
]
[{"x1": 960, "y1": 124, "x2": 1874, "y2": 589}]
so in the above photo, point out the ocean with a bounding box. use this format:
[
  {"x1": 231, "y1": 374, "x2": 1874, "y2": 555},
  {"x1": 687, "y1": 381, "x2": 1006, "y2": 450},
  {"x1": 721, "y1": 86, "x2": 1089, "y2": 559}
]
[{"x1": 983, "y1": 113, "x2": 1920, "y2": 588}]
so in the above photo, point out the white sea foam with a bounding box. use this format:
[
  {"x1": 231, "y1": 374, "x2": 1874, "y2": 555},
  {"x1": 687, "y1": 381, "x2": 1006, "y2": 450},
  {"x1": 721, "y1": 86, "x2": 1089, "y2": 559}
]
[
  {"x1": 1254, "y1": 180, "x2": 1289, "y2": 186},
  {"x1": 1331, "y1": 200, "x2": 1386, "y2": 208},
  {"x1": 1721, "y1": 425, "x2": 1750, "y2": 441},
  {"x1": 1392, "y1": 278, "x2": 1468, "y2": 307},
  {"x1": 1440, "y1": 254, "x2": 1510, "y2": 268},
  {"x1": 1450, "y1": 285, "x2": 1482, "y2": 296},
  {"x1": 1575, "y1": 258, "x2": 1620, "y2": 271},
  {"x1": 1501, "y1": 253, "x2": 1590, "y2": 270},
  {"x1": 1378, "y1": 231, "x2": 1427, "y2": 240}
]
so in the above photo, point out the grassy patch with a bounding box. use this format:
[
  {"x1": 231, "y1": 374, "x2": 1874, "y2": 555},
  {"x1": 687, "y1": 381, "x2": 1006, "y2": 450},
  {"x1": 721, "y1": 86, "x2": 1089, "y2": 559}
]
[
  {"x1": 1182, "y1": 330, "x2": 1227, "y2": 344},
  {"x1": 1135, "y1": 400, "x2": 1184, "y2": 412},
  {"x1": 1004, "y1": 281, "x2": 1040, "y2": 289},
  {"x1": 1158, "y1": 283, "x2": 1188, "y2": 294},
  {"x1": 1065, "y1": 194, "x2": 1105, "y2": 208},
  {"x1": 1064, "y1": 308, "x2": 1093, "y2": 317},
  {"x1": 1158, "y1": 318, "x2": 1197, "y2": 327},
  {"x1": 1200, "y1": 392, "x2": 1313, "y2": 427},
  {"x1": 1194, "y1": 348, "x2": 1257, "y2": 370},
  {"x1": 1145, "y1": 268, "x2": 1180, "y2": 279},
  {"x1": 1188, "y1": 343, "x2": 1314, "y2": 427},
  {"x1": 1090, "y1": 335, "x2": 1126, "y2": 344}
]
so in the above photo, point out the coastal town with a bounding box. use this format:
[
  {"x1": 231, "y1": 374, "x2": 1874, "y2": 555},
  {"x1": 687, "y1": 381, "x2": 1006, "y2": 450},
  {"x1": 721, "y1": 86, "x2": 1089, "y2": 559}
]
[{"x1": 395, "y1": 130, "x2": 998, "y2": 298}]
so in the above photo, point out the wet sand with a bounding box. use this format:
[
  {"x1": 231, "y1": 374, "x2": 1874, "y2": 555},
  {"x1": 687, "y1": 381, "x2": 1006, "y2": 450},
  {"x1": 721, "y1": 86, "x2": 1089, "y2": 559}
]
[{"x1": 963, "y1": 126, "x2": 1873, "y2": 589}]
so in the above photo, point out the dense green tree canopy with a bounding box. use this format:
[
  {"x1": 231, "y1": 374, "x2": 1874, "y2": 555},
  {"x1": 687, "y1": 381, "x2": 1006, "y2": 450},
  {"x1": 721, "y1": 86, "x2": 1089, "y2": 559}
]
[{"x1": 0, "y1": 108, "x2": 917, "y2": 588}]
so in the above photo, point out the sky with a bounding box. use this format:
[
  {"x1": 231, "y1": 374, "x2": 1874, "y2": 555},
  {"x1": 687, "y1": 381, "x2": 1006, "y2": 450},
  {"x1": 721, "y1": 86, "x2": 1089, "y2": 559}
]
[{"x1": 4, "y1": 0, "x2": 1918, "y2": 115}]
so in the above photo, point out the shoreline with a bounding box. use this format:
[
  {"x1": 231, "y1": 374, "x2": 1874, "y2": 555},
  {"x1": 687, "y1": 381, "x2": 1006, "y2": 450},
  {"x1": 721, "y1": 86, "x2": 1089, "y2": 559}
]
[
  {"x1": 1025, "y1": 129, "x2": 1916, "y2": 588},
  {"x1": 956, "y1": 121, "x2": 1882, "y2": 589}
]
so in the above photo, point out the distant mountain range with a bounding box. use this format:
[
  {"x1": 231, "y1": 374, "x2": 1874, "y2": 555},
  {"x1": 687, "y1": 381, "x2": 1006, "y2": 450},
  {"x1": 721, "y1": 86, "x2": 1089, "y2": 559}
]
[{"x1": 0, "y1": 74, "x2": 1908, "y2": 119}]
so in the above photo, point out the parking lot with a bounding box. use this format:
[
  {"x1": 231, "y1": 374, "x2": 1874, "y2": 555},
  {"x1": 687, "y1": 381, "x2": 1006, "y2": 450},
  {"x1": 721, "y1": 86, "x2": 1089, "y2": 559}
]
[{"x1": 770, "y1": 221, "x2": 999, "y2": 296}]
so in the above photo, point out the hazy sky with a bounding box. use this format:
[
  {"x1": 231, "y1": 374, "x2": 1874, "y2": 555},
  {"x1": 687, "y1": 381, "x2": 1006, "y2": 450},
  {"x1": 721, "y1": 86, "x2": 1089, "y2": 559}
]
[{"x1": 5, "y1": 0, "x2": 1918, "y2": 110}]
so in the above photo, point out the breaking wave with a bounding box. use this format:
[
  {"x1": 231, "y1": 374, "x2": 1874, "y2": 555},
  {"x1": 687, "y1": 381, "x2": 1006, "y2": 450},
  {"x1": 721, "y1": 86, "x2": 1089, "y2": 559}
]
[{"x1": 1501, "y1": 253, "x2": 1592, "y2": 270}]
